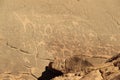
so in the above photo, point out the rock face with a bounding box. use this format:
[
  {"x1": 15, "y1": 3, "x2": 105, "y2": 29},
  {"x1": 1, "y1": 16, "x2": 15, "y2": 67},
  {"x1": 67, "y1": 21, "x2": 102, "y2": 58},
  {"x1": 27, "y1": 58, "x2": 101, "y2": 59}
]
[
  {"x1": 52, "y1": 53, "x2": 120, "y2": 80},
  {"x1": 0, "y1": 0, "x2": 120, "y2": 79}
]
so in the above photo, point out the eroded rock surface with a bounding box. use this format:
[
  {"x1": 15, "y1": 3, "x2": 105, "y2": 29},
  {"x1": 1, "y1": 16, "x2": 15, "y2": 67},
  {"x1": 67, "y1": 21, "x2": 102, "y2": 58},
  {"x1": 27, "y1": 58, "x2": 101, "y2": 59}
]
[
  {"x1": 52, "y1": 53, "x2": 120, "y2": 80},
  {"x1": 0, "y1": 0, "x2": 120, "y2": 79}
]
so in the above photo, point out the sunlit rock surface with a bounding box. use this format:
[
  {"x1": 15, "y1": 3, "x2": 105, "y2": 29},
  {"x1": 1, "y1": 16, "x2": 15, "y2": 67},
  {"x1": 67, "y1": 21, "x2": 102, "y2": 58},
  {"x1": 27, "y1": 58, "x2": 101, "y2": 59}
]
[{"x1": 0, "y1": 0, "x2": 120, "y2": 79}]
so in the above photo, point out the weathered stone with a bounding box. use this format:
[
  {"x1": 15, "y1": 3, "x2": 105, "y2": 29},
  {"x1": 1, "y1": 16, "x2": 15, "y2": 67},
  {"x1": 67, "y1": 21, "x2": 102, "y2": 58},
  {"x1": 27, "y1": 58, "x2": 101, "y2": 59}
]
[
  {"x1": 0, "y1": 0, "x2": 120, "y2": 79},
  {"x1": 80, "y1": 70, "x2": 103, "y2": 80}
]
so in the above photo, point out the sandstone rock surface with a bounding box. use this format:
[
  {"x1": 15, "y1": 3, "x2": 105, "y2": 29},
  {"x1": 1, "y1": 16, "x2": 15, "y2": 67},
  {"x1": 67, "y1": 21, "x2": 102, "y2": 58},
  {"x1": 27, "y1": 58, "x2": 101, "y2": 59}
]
[{"x1": 0, "y1": 0, "x2": 120, "y2": 79}]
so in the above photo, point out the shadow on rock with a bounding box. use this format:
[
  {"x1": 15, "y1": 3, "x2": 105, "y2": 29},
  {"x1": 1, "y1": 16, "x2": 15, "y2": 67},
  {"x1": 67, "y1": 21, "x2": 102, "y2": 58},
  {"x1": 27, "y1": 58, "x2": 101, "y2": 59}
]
[{"x1": 38, "y1": 62, "x2": 63, "y2": 80}]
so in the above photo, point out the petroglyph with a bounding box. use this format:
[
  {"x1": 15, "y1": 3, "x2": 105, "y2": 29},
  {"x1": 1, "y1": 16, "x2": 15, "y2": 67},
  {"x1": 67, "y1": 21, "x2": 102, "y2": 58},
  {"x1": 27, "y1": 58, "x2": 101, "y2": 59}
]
[
  {"x1": 13, "y1": 12, "x2": 35, "y2": 33},
  {"x1": 1, "y1": 0, "x2": 120, "y2": 79}
]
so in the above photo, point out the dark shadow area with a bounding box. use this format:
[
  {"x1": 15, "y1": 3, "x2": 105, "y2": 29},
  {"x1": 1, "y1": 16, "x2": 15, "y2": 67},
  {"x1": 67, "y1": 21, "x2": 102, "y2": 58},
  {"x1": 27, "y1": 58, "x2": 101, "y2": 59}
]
[{"x1": 38, "y1": 62, "x2": 63, "y2": 80}]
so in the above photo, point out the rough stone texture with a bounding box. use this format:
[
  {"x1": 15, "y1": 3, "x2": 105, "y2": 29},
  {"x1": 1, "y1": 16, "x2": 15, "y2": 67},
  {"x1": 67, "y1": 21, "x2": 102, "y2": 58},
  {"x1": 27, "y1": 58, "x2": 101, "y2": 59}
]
[
  {"x1": 52, "y1": 70, "x2": 103, "y2": 80},
  {"x1": 52, "y1": 54, "x2": 120, "y2": 80},
  {"x1": 0, "y1": 0, "x2": 120, "y2": 79}
]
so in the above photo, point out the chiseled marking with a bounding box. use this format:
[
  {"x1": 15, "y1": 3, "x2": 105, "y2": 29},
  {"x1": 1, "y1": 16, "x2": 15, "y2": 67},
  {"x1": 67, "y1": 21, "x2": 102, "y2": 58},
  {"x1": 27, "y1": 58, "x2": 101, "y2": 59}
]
[
  {"x1": 13, "y1": 12, "x2": 35, "y2": 32},
  {"x1": 110, "y1": 35, "x2": 117, "y2": 41}
]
